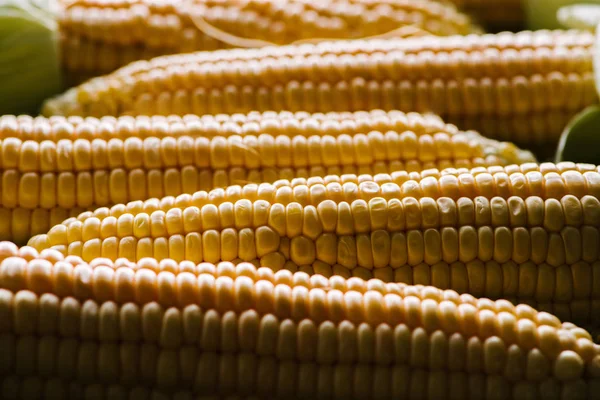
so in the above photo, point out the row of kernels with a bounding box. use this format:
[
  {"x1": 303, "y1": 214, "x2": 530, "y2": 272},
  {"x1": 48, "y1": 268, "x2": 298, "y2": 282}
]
[
  {"x1": 3, "y1": 373, "x2": 597, "y2": 400},
  {"x1": 0, "y1": 256, "x2": 453, "y2": 309},
  {"x1": 292, "y1": 227, "x2": 599, "y2": 270},
  {"x1": 5, "y1": 160, "x2": 484, "y2": 209},
  {"x1": 54, "y1": 230, "x2": 279, "y2": 264},
  {"x1": 71, "y1": 167, "x2": 600, "y2": 219},
  {"x1": 0, "y1": 268, "x2": 533, "y2": 330},
  {"x1": 8, "y1": 245, "x2": 600, "y2": 329},
  {"x1": 63, "y1": 4, "x2": 174, "y2": 47},
  {"x1": 34, "y1": 110, "x2": 446, "y2": 133},
  {"x1": 9, "y1": 243, "x2": 600, "y2": 327},
  {"x1": 192, "y1": 170, "x2": 600, "y2": 206},
  {"x1": 1, "y1": 374, "x2": 264, "y2": 400},
  {"x1": 0, "y1": 248, "x2": 552, "y2": 315},
  {"x1": 0, "y1": 207, "x2": 84, "y2": 245},
  {"x1": 0, "y1": 131, "x2": 481, "y2": 172},
  {"x1": 386, "y1": 259, "x2": 600, "y2": 303},
  {"x1": 0, "y1": 245, "x2": 466, "y2": 302},
  {"x1": 43, "y1": 228, "x2": 600, "y2": 275},
  {"x1": 61, "y1": 0, "x2": 471, "y2": 49},
  {"x1": 0, "y1": 110, "x2": 452, "y2": 141},
  {"x1": 122, "y1": 73, "x2": 595, "y2": 121},
  {"x1": 0, "y1": 332, "x2": 588, "y2": 390},
  {"x1": 45, "y1": 195, "x2": 600, "y2": 246},
  {"x1": 18, "y1": 161, "x2": 408, "y2": 212},
  {"x1": 7, "y1": 314, "x2": 575, "y2": 374},
  {"x1": 33, "y1": 226, "x2": 600, "y2": 291},
  {"x1": 0, "y1": 284, "x2": 593, "y2": 362},
  {"x1": 62, "y1": 30, "x2": 593, "y2": 103},
  {"x1": 7, "y1": 246, "x2": 600, "y2": 310},
  {"x1": 2, "y1": 244, "x2": 596, "y2": 327},
  {"x1": 127, "y1": 46, "x2": 592, "y2": 94},
  {"x1": 37, "y1": 219, "x2": 600, "y2": 269},
  {"x1": 0, "y1": 251, "x2": 459, "y2": 305},
  {"x1": 127, "y1": 47, "x2": 592, "y2": 97},
  {"x1": 61, "y1": 37, "x2": 145, "y2": 79},
  {"x1": 11, "y1": 252, "x2": 595, "y2": 311},
  {"x1": 2, "y1": 168, "x2": 215, "y2": 210},
  {"x1": 100, "y1": 31, "x2": 597, "y2": 78},
  {"x1": 0, "y1": 288, "x2": 538, "y2": 344},
  {"x1": 0, "y1": 292, "x2": 594, "y2": 382},
  {"x1": 0, "y1": 261, "x2": 572, "y2": 335}
]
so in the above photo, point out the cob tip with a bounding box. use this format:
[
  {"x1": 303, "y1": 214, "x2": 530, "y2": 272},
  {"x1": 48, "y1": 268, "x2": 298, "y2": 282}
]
[{"x1": 0, "y1": 0, "x2": 62, "y2": 115}]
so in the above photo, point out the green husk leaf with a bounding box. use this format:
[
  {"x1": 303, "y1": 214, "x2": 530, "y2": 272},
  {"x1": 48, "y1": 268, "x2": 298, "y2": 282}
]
[
  {"x1": 554, "y1": 18, "x2": 600, "y2": 163},
  {"x1": 557, "y1": 4, "x2": 600, "y2": 30},
  {"x1": 556, "y1": 105, "x2": 600, "y2": 163},
  {"x1": 0, "y1": 0, "x2": 61, "y2": 115},
  {"x1": 524, "y1": 0, "x2": 600, "y2": 30}
]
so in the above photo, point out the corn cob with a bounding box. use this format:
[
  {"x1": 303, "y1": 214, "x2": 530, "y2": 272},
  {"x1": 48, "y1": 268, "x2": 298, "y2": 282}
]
[
  {"x1": 1, "y1": 110, "x2": 467, "y2": 141},
  {"x1": 0, "y1": 377, "x2": 266, "y2": 400},
  {"x1": 2, "y1": 378, "x2": 261, "y2": 400},
  {"x1": 27, "y1": 162, "x2": 600, "y2": 325},
  {"x1": 43, "y1": 29, "x2": 596, "y2": 149},
  {"x1": 450, "y1": 0, "x2": 525, "y2": 32},
  {"x1": 0, "y1": 242, "x2": 599, "y2": 398},
  {"x1": 0, "y1": 110, "x2": 533, "y2": 245},
  {"x1": 59, "y1": 0, "x2": 477, "y2": 84},
  {"x1": 3, "y1": 0, "x2": 481, "y2": 117}
]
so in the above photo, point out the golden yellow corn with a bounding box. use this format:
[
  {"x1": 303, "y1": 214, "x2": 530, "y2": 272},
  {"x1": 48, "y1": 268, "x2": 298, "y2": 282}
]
[
  {"x1": 28, "y1": 162, "x2": 600, "y2": 325},
  {"x1": 43, "y1": 30, "x2": 596, "y2": 148},
  {"x1": 2, "y1": 110, "x2": 459, "y2": 140},
  {"x1": 0, "y1": 110, "x2": 533, "y2": 245},
  {"x1": 0, "y1": 242, "x2": 599, "y2": 398},
  {"x1": 59, "y1": 0, "x2": 477, "y2": 84}
]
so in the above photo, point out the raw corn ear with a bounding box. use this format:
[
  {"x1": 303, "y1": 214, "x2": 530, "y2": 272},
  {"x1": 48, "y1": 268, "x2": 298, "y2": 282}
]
[
  {"x1": 42, "y1": 29, "x2": 596, "y2": 150},
  {"x1": 0, "y1": 110, "x2": 534, "y2": 245},
  {"x1": 0, "y1": 243, "x2": 598, "y2": 398},
  {"x1": 0, "y1": 0, "x2": 479, "y2": 115},
  {"x1": 58, "y1": 0, "x2": 478, "y2": 82},
  {"x1": 28, "y1": 162, "x2": 600, "y2": 326}
]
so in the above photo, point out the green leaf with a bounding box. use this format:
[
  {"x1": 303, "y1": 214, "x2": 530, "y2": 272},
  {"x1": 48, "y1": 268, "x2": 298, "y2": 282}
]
[
  {"x1": 556, "y1": 105, "x2": 600, "y2": 163},
  {"x1": 0, "y1": 0, "x2": 62, "y2": 115},
  {"x1": 524, "y1": 0, "x2": 600, "y2": 30},
  {"x1": 557, "y1": 3, "x2": 600, "y2": 30}
]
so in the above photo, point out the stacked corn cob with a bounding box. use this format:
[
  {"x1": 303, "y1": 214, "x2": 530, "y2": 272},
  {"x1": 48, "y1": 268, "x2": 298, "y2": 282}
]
[
  {"x1": 59, "y1": 0, "x2": 478, "y2": 84},
  {"x1": 43, "y1": 29, "x2": 597, "y2": 154},
  {"x1": 25, "y1": 161, "x2": 600, "y2": 328},
  {"x1": 0, "y1": 110, "x2": 533, "y2": 245},
  {"x1": 1, "y1": 243, "x2": 599, "y2": 399},
  {"x1": 4, "y1": 0, "x2": 480, "y2": 116},
  {"x1": 5, "y1": 1, "x2": 600, "y2": 398}
]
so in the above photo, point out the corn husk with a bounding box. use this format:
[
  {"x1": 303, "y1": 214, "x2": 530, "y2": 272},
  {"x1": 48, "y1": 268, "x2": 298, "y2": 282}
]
[{"x1": 0, "y1": 0, "x2": 62, "y2": 115}]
